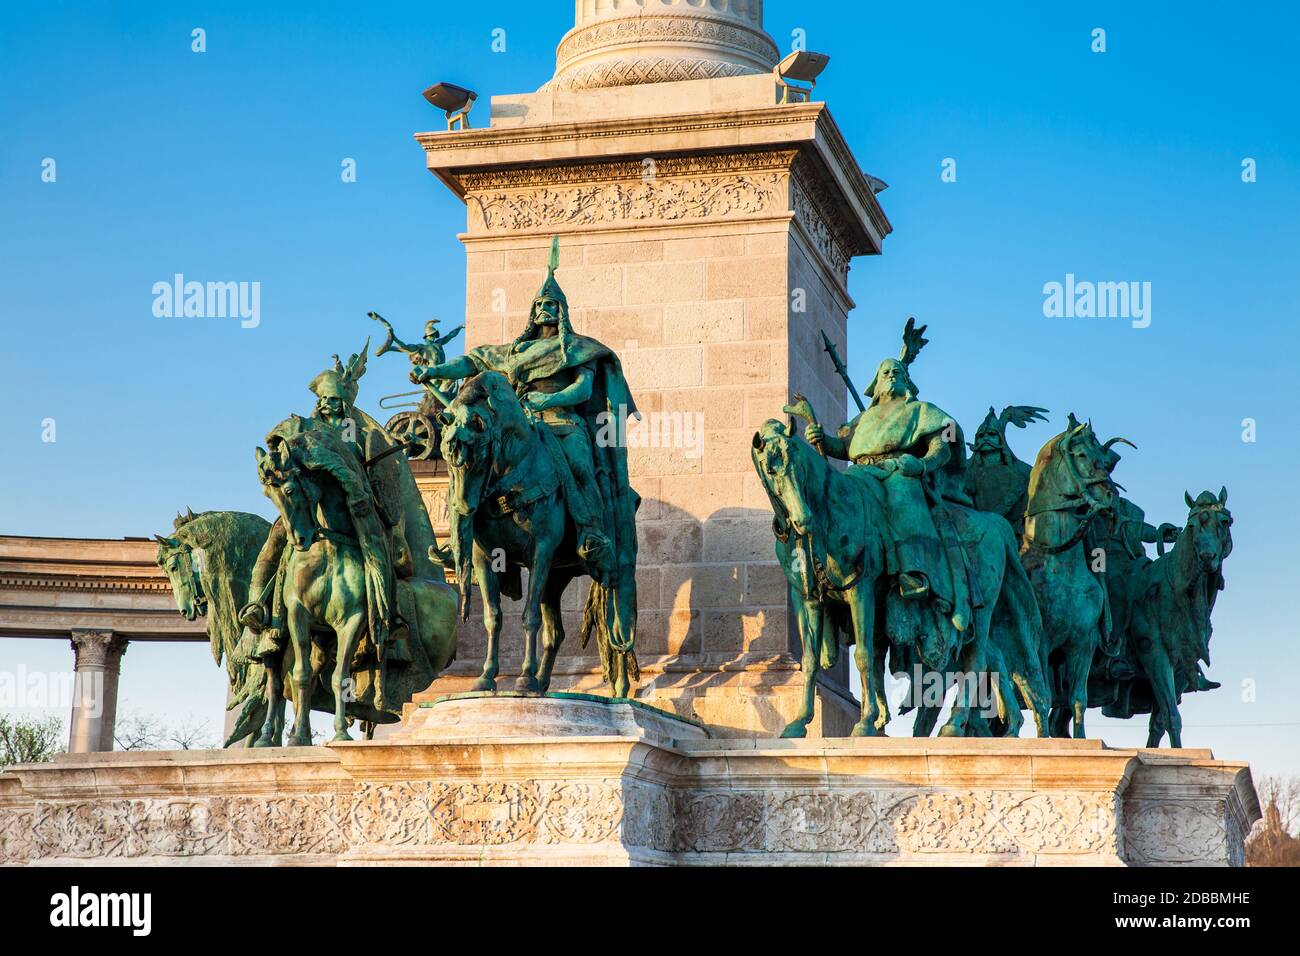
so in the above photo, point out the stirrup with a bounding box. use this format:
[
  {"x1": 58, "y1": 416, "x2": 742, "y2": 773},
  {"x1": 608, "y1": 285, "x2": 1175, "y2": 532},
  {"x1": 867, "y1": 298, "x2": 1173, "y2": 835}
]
[{"x1": 898, "y1": 572, "x2": 930, "y2": 601}]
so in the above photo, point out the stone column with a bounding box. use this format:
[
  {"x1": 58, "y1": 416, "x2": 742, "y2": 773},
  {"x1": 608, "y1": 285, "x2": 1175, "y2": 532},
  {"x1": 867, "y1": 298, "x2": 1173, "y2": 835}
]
[{"x1": 68, "y1": 629, "x2": 128, "y2": 753}]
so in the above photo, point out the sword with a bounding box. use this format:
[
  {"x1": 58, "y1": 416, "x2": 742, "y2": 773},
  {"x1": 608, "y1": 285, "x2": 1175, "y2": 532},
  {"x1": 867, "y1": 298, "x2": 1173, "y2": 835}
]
[{"x1": 820, "y1": 329, "x2": 865, "y2": 413}]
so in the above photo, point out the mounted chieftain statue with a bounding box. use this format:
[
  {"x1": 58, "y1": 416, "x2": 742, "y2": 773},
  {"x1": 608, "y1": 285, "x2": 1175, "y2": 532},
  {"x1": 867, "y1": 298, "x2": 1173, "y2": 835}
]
[
  {"x1": 158, "y1": 344, "x2": 458, "y2": 747},
  {"x1": 964, "y1": 405, "x2": 1049, "y2": 538},
  {"x1": 408, "y1": 238, "x2": 640, "y2": 696},
  {"x1": 759, "y1": 320, "x2": 1051, "y2": 738}
]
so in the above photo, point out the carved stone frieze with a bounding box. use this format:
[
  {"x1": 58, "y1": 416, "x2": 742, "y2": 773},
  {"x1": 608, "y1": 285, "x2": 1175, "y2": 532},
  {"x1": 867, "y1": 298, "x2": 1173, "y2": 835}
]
[
  {"x1": 1123, "y1": 800, "x2": 1229, "y2": 865},
  {"x1": 465, "y1": 152, "x2": 796, "y2": 233}
]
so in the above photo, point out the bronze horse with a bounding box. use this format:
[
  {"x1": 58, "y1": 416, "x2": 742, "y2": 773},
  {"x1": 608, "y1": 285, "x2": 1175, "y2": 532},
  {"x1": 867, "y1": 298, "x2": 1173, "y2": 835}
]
[
  {"x1": 752, "y1": 420, "x2": 1050, "y2": 738},
  {"x1": 1020, "y1": 419, "x2": 1122, "y2": 738},
  {"x1": 439, "y1": 372, "x2": 638, "y2": 697}
]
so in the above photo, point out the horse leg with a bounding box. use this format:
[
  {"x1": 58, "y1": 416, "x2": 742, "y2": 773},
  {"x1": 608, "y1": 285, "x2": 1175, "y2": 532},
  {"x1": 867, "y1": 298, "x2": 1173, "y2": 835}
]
[
  {"x1": 941, "y1": 617, "x2": 992, "y2": 738},
  {"x1": 516, "y1": 536, "x2": 557, "y2": 693},
  {"x1": 1062, "y1": 631, "x2": 1094, "y2": 739},
  {"x1": 535, "y1": 573, "x2": 570, "y2": 694},
  {"x1": 273, "y1": 650, "x2": 288, "y2": 746},
  {"x1": 781, "y1": 597, "x2": 822, "y2": 738},
  {"x1": 255, "y1": 653, "x2": 282, "y2": 747},
  {"x1": 470, "y1": 543, "x2": 501, "y2": 692},
  {"x1": 286, "y1": 602, "x2": 314, "y2": 746},
  {"x1": 848, "y1": 586, "x2": 885, "y2": 736},
  {"x1": 1146, "y1": 653, "x2": 1181, "y2": 747},
  {"x1": 330, "y1": 614, "x2": 366, "y2": 742}
]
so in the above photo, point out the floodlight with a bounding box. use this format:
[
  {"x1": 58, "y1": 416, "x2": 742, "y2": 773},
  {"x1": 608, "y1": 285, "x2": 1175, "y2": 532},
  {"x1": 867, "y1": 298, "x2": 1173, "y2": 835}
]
[
  {"x1": 774, "y1": 51, "x2": 830, "y2": 104},
  {"x1": 423, "y1": 82, "x2": 478, "y2": 130}
]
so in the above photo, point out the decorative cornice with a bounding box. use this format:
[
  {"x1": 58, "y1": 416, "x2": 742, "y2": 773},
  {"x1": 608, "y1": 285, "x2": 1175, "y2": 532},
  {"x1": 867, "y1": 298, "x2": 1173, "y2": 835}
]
[{"x1": 1, "y1": 574, "x2": 171, "y2": 594}]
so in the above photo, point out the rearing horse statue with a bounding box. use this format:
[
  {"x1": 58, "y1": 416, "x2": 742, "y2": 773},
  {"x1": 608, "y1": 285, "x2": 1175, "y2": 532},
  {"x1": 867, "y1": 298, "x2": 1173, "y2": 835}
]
[{"x1": 752, "y1": 420, "x2": 1050, "y2": 738}]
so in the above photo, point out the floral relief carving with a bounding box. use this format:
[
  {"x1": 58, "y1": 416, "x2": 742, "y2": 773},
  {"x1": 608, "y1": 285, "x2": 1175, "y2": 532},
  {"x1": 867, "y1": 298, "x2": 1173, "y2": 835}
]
[
  {"x1": 0, "y1": 809, "x2": 36, "y2": 864},
  {"x1": 1123, "y1": 801, "x2": 1227, "y2": 864}
]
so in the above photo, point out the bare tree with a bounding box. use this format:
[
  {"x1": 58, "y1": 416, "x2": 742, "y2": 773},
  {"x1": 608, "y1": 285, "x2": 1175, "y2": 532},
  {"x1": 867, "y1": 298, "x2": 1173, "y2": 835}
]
[
  {"x1": 112, "y1": 711, "x2": 167, "y2": 751},
  {"x1": 165, "y1": 715, "x2": 216, "y2": 750},
  {"x1": 1247, "y1": 775, "x2": 1300, "y2": 867},
  {"x1": 112, "y1": 710, "x2": 216, "y2": 751},
  {"x1": 0, "y1": 714, "x2": 63, "y2": 767}
]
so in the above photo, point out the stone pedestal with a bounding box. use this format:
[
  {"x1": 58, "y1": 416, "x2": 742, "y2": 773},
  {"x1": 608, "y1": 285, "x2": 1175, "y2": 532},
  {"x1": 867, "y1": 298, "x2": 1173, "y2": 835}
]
[
  {"x1": 67, "y1": 629, "x2": 127, "y2": 753},
  {"x1": 414, "y1": 4, "x2": 891, "y2": 738},
  {"x1": 0, "y1": 695, "x2": 1260, "y2": 867}
]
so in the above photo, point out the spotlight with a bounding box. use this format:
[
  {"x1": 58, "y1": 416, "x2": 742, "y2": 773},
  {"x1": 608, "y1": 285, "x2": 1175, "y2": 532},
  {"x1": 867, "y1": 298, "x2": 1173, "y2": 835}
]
[
  {"x1": 423, "y1": 82, "x2": 478, "y2": 131},
  {"x1": 774, "y1": 51, "x2": 830, "y2": 104}
]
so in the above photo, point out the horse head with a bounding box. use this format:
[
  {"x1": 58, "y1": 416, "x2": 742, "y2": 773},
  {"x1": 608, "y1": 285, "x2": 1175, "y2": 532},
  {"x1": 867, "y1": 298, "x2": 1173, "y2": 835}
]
[
  {"x1": 439, "y1": 375, "x2": 503, "y2": 517},
  {"x1": 1182, "y1": 487, "x2": 1233, "y2": 574},
  {"x1": 256, "y1": 443, "x2": 320, "y2": 551},
  {"x1": 751, "y1": 420, "x2": 821, "y2": 537},
  {"x1": 1027, "y1": 418, "x2": 1117, "y2": 522},
  {"x1": 155, "y1": 530, "x2": 206, "y2": 620}
]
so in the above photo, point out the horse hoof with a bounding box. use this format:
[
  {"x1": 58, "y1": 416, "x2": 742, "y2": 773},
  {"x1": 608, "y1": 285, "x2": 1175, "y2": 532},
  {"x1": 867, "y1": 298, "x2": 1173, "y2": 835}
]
[
  {"x1": 514, "y1": 675, "x2": 540, "y2": 693},
  {"x1": 850, "y1": 720, "x2": 881, "y2": 737},
  {"x1": 780, "y1": 721, "x2": 809, "y2": 739},
  {"x1": 332, "y1": 731, "x2": 352, "y2": 743},
  {"x1": 470, "y1": 676, "x2": 496, "y2": 692}
]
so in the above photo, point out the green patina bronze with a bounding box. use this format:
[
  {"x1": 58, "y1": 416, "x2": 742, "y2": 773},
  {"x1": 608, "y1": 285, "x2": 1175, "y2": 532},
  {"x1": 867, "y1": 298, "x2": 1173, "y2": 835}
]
[
  {"x1": 758, "y1": 321, "x2": 1051, "y2": 738},
  {"x1": 754, "y1": 321, "x2": 1233, "y2": 744},
  {"x1": 407, "y1": 238, "x2": 641, "y2": 697},
  {"x1": 158, "y1": 346, "x2": 458, "y2": 747},
  {"x1": 965, "y1": 405, "x2": 1049, "y2": 539}
]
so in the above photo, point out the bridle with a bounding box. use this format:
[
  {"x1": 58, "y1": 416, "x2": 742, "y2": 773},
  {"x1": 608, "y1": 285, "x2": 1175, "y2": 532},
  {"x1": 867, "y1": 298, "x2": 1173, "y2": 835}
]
[
  {"x1": 1025, "y1": 430, "x2": 1113, "y2": 555},
  {"x1": 764, "y1": 434, "x2": 865, "y2": 596}
]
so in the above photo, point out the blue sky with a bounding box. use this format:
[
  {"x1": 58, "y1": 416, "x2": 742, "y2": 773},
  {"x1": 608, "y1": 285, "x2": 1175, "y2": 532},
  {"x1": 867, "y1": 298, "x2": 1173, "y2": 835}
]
[{"x1": 1, "y1": 2, "x2": 1297, "y2": 773}]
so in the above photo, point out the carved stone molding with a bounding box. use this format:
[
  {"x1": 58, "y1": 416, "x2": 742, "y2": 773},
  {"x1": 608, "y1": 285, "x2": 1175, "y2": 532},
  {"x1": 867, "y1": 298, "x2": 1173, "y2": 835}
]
[
  {"x1": 22, "y1": 794, "x2": 348, "y2": 861},
  {"x1": 350, "y1": 779, "x2": 625, "y2": 848},
  {"x1": 669, "y1": 788, "x2": 1120, "y2": 858},
  {"x1": 547, "y1": 8, "x2": 778, "y2": 92}
]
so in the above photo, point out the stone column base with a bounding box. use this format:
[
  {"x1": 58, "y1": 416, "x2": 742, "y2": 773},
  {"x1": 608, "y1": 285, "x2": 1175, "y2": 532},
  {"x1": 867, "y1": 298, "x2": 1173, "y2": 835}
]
[{"x1": 0, "y1": 696, "x2": 1260, "y2": 867}]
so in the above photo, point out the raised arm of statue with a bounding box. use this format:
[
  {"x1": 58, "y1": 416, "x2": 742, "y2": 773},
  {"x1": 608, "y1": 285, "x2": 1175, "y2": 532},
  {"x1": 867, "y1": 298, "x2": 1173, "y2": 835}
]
[
  {"x1": 435, "y1": 325, "x2": 465, "y2": 347},
  {"x1": 411, "y1": 355, "x2": 476, "y2": 385},
  {"x1": 524, "y1": 366, "x2": 593, "y2": 412}
]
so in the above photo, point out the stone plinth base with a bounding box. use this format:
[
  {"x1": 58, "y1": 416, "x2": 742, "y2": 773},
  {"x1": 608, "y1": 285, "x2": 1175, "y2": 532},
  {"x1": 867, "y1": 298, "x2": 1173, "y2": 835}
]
[
  {"x1": 412, "y1": 660, "x2": 860, "y2": 739},
  {"x1": 0, "y1": 696, "x2": 1259, "y2": 867}
]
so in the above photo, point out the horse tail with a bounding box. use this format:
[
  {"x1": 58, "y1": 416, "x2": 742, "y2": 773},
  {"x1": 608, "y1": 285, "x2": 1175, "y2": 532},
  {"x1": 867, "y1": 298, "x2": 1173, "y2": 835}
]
[{"x1": 222, "y1": 660, "x2": 268, "y2": 747}]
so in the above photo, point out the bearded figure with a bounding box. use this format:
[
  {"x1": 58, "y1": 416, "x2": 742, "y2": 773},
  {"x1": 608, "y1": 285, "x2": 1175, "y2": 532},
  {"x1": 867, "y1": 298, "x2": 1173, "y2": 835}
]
[
  {"x1": 411, "y1": 237, "x2": 638, "y2": 576},
  {"x1": 804, "y1": 319, "x2": 973, "y2": 632}
]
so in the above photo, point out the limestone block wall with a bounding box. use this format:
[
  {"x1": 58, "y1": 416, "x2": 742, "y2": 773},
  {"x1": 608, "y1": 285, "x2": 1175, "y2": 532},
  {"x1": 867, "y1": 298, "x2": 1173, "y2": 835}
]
[{"x1": 421, "y1": 148, "x2": 862, "y2": 733}]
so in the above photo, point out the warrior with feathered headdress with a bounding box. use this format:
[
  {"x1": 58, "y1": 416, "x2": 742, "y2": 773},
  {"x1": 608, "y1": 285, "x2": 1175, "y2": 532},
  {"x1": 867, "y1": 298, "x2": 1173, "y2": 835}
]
[{"x1": 804, "y1": 319, "x2": 973, "y2": 631}]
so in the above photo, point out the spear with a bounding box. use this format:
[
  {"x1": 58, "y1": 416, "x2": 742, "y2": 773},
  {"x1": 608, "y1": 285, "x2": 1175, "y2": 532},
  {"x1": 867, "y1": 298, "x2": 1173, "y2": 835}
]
[{"x1": 820, "y1": 329, "x2": 865, "y2": 413}]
